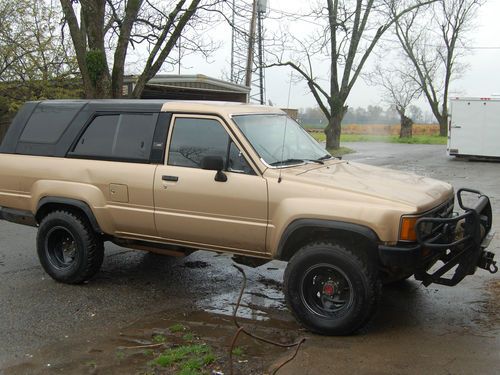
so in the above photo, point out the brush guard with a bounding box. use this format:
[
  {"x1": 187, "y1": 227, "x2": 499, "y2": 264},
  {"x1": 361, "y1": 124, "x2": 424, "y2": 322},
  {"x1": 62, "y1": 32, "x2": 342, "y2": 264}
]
[{"x1": 414, "y1": 188, "x2": 497, "y2": 287}]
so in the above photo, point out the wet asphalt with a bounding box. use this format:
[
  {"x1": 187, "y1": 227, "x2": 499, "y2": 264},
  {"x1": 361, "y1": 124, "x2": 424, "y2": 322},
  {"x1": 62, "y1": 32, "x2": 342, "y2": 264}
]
[{"x1": 0, "y1": 142, "x2": 499, "y2": 373}]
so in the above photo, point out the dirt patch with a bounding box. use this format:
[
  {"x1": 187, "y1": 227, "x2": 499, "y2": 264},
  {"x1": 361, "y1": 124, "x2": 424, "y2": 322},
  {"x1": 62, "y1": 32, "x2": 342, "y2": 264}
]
[{"x1": 3, "y1": 310, "x2": 302, "y2": 375}]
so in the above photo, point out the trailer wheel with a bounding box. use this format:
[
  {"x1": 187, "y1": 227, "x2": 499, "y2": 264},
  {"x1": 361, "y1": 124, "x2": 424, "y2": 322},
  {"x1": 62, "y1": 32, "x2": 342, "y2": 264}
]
[
  {"x1": 284, "y1": 241, "x2": 380, "y2": 335},
  {"x1": 37, "y1": 210, "x2": 104, "y2": 284}
]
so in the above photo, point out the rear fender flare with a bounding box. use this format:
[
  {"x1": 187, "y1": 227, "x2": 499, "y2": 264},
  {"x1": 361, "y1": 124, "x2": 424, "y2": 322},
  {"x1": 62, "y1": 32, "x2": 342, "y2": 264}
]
[{"x1": 36, "y1": 197, "x2": 102, "y2": 234}]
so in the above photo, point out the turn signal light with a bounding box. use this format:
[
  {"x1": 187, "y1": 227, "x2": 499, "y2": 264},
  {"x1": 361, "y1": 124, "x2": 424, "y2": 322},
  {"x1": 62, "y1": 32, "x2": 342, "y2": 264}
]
[{"x1": 400, "y1": 216, "x2": 418, "y2": 241}]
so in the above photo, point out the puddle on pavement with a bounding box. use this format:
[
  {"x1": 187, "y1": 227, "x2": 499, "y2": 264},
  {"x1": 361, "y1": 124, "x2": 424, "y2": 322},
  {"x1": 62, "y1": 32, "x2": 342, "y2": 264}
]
[
  {"x1": 197, "y1": 263, "x2": 290, "y2": 323},
  {"x1": 199, "y1": 282, "x2": 287, "y2": 322}
]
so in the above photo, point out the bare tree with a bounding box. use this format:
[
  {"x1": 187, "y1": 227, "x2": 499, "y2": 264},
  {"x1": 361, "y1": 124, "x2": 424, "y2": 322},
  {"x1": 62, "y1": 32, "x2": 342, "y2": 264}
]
[
  {"x1": 370, "y1": 63, "x2": 421, "y2": 137},
  {"x1": 267, "y1": 0, "x2": 435, "y2": 150},
  {"x1": 59, "y1": 0, "x2": 222, "y2": 98},
  {"x1": 394, "y1": 0, "x2": 483, "y2": 136}
]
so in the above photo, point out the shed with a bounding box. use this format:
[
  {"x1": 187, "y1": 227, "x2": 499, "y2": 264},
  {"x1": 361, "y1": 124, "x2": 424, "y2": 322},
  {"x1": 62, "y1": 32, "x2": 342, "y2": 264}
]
[{"x1": 122, "y1": 74, "x2": 250, "y2": 103}]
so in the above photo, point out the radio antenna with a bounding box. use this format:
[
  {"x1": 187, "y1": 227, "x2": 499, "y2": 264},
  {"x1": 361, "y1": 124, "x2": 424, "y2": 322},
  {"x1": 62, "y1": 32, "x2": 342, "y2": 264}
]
[{"x1": 278, "y1": 71, "x2": 294, "y2": 183}]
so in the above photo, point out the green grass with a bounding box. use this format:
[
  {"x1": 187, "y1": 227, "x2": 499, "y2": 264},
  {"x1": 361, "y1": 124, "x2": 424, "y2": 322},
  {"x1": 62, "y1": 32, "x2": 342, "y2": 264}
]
[
  {"x1": 309, "y1": 132, "x2": 447, "y2": 145},
  {"x1": 327, "y1": 146, "x2": 355, "y2": 157},
  {"x1": 153, "y1": 344, "x2": 212, "y2": 374},
  {"x1": 152, "y1": 333, "x2": 167, "y2": 343},
  {"x1": 182, "y1": 332, "x2": 194, "y2": 341},
  {"x1": 169, "y1": 323, "x2": 186, "y2": 333},
  {"x1": 231, "y1": 346, "x2": 244, "y2": 357},
  {"x1": 202, "y1": 353, "x2": 216, "y2": 365}
]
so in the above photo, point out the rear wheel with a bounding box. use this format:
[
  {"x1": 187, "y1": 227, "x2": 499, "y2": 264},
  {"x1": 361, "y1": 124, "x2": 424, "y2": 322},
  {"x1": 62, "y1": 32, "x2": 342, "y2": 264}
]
[
  {"x1": 284, "y1": 242, "x2": 380, "y2": 335},
  {"x1": 37, "y1": 210, "x2": 104, "y2": 284}
]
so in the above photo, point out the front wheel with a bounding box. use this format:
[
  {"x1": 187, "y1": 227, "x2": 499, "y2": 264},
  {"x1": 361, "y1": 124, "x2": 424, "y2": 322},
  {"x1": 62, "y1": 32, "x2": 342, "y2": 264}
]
[{"x1": 284, "y1": 242, "x2": 380, "y2": 335}]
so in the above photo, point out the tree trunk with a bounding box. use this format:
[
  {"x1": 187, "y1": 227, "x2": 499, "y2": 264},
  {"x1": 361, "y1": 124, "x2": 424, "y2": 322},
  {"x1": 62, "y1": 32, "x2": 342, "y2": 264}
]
[
  {"x1": 438, "y1": 115, "x2": 447, "y2": 137},
  {"x1": 59, "y1": 0, "x2": 94, "y2": 97},
  {"x1": 324, "y1": 106, "x2": 347, "y2": 150},
  {"x1": 111, "y1": 0, "x2": 143, "y2": 98},
  {"x1": 80, "y1": 0, "x2": 110, "y2": 98},
  {"x1": 400, "y1": 114, "x2": 413, "y2": 138}
]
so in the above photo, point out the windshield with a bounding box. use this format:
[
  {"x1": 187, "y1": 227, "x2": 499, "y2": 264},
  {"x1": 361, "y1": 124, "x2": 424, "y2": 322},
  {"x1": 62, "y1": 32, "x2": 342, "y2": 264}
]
[{"x1": 232, "y1": 114, "x2": 332, "y2": 167}]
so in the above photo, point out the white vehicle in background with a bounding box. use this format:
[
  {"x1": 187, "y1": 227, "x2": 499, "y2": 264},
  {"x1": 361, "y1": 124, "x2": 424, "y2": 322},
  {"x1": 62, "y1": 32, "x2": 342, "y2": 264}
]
[{"x1": 448, "y1": 97, "x2": 500, "y2": 159}]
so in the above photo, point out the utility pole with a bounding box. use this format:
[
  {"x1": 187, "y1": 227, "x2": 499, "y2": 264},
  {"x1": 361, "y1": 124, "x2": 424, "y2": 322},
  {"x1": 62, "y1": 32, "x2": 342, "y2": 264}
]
[
  {"x1": 245, "y1": 0, "x2": 257, "y2": 88},
  {"x1": 178, "y1": 35, "x2": 181, "y2": 75},
  {"x1": 257, "y1": 9, "x2": 264, "y2": 104},
  {"x1": 230, "y1": 0, "x2": 236, "y2": 82}
]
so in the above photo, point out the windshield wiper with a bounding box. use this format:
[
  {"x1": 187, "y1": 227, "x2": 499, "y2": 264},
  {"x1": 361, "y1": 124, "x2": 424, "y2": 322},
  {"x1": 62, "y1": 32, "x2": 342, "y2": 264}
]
[
  {"x1": 317, "y1": 154, "x2": 334, "y2": 161},
  {"x1": 270, "y1": 158, "x2": 325, "y2": 166},
  {"x1": 269, "y1": 158, "x2": 305, "y2": 166}
]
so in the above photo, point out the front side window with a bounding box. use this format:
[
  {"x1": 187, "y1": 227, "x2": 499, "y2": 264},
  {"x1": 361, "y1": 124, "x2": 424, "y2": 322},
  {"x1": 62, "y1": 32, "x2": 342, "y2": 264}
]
[
  {"x1": 168, "y1": 118, "x2": 229, "y2": 168},
  {"x1": 233, "y1": 114, "x2": 332, "y2": 167},
  {"x1": 228, "y1": 141, "x2": 254, "y2": 175}
]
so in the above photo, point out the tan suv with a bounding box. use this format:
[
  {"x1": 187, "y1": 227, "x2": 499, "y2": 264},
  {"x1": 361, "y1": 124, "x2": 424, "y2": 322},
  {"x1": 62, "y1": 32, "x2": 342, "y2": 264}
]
[{"x1": 0, "y1": 100, "x2": 497, "y2": 335}]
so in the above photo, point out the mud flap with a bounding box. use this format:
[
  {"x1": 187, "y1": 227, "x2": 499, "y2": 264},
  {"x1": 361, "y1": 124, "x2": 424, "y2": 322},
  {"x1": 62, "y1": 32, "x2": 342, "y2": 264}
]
[{"x1": 414, "y1": 188, "x2": 497, "y2": 287}]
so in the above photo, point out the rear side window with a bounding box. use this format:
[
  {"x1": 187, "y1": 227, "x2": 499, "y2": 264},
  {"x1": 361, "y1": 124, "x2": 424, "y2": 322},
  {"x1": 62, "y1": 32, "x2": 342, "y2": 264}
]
[
  {"x1": 20, "y1": 102, "x2": 81, "y2": 143},
  {"x1": 72, "y1": 113, "x2": 158, "y2": 162}
]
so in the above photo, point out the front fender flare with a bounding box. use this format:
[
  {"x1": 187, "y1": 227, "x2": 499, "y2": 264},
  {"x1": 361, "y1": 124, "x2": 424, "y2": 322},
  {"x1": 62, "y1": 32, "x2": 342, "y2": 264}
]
[{"x1": 276, "y1": 219, "x2": 380, "y2": 260}]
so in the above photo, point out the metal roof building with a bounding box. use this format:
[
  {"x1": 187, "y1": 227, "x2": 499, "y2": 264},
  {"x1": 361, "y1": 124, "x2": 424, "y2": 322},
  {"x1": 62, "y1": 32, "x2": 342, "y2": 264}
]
[{"x1": 122, "y1": 74, "x2": 250, "y2": 103}]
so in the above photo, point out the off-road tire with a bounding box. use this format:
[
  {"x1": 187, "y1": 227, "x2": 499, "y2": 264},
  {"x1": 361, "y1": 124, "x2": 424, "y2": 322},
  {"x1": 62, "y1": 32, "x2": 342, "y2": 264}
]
[
  {"x1": 284, "y1": 241, "x2": 381, "y2": 335},
  {"x1": 37, "y1": 210, "x2": 104, "y2": 284}
]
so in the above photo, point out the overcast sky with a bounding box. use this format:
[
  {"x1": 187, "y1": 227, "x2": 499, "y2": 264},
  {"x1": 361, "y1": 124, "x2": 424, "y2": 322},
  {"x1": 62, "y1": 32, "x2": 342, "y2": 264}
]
[{"x1": 174, "y1": 0, "x2": 500, "y2": 111}]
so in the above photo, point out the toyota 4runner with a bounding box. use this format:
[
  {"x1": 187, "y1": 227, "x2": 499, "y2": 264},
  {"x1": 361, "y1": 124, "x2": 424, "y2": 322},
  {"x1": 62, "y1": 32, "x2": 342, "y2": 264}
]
[{"x1": 0, "y1": 100, "x2": 497, "y2": 335}]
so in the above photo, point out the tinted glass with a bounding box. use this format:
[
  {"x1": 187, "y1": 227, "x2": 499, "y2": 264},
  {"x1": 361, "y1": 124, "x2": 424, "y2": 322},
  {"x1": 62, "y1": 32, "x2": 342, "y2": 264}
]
[
  {"x1": 20, "y1": 102, "x2": 81, "y2": 143},
  {"x1": 73, "y1": 115, "x2": 119, "y2": 157},
  {"x1": 114, "y1": 113, "x2": 157, "y2": 159},
  {"x1": 73, "y1": 113, "x2": 157, "y2": 161},
  {"x1": 168, "y1": 118, "x2": 229, "y2": 168},
  {"x1": 228, "y1": 141, "x2": 254, "y2": 175}
]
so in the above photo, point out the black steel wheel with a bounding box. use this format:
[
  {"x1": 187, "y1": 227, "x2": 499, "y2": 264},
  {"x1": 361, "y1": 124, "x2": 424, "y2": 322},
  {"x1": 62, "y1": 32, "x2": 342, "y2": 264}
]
[
  {"x1": 44, "y1": 226, "x2": 79, "y2": 269},
  {"x1": 284, "y1": 242, "x2": 380, "y2": 335},
  {"x1": 37, "y1": 210, "x2": 104, "y2": 284},
  {"x1": 300, "y1": 263, "x2": 354, "y2": 318}
]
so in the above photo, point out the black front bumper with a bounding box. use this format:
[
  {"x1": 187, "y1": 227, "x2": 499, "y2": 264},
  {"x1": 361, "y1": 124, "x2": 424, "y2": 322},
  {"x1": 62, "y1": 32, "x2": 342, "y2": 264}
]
[{"x1": 379, "y1": 188, "x2": 497, "y2": 287}]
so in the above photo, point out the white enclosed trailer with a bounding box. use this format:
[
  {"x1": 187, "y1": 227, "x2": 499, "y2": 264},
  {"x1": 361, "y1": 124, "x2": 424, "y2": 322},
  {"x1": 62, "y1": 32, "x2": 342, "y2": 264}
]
[{"x1": 448, "y1": 97, "x2": 500, "y2": 158}]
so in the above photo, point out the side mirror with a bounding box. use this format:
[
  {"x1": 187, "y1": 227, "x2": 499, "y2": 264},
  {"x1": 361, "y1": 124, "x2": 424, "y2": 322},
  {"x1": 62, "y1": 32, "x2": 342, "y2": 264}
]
[{"x1": 201, "y1": 156, "x2": 227, "y2": 182}]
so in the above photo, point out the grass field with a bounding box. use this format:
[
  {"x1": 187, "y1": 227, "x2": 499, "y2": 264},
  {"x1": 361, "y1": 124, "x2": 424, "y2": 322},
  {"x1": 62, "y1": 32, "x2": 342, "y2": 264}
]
[
  {"x1": 306, "y1": 123, "x2": 446, "y2": 145},
  {"x1": 305, "y1": 123, "x2": 440, "y2": 134},
  {"x1": 327, "y1": 146, "x2": 356, "y2": 157},
  {"x1": 310, "y1": 133, "x2": 447, "y2": 145}
]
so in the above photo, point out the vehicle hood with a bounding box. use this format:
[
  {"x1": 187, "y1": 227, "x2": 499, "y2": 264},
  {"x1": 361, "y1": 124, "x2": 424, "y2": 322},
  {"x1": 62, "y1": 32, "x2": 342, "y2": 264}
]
[{"x1": 282, "y1": 160, "x2": 453, "y2": 213}]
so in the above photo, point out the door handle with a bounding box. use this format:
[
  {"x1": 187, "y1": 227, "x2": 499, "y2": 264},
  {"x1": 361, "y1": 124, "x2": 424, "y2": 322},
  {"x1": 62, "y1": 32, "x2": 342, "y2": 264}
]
[
  {"x1": 451, "y1": 125, "x2": 461, "y2": 129},
  {"x1": 162, "y1": 175, "x2": 179, "y2": 182}
]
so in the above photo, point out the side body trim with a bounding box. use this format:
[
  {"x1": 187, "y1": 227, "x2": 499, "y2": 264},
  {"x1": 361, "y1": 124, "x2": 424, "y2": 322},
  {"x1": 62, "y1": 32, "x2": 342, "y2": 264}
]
[{"x1": 0, "y1": 207, "x2": 37, "y2": 227}]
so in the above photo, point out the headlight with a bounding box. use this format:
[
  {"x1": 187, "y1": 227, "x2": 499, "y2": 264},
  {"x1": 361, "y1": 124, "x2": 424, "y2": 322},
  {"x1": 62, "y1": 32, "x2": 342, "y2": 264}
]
[{"x1": 400, "y1": 215, "x2": 418, "y2": 241}]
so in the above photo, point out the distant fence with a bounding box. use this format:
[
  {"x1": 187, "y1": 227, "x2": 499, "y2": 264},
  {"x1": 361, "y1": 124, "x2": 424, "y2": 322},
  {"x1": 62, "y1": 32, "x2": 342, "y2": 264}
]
[{"x1": 308, "y1": 123, "x2": 440, "y2": 136}]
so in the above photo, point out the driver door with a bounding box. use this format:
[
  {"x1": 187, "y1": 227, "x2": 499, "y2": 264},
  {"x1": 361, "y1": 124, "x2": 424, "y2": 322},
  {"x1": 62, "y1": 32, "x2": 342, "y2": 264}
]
[{"x1": 153, "y1": 115, "x2": 269, "y2": 254}]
